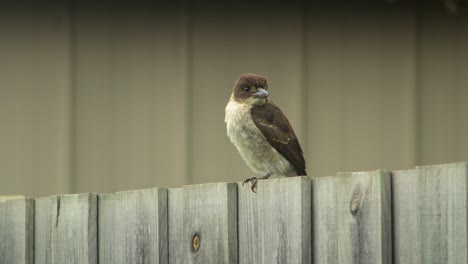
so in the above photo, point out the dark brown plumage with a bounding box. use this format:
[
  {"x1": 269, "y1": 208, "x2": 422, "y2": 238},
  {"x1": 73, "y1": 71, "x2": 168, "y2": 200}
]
[{"x1": 251, "y1": 101, "x2": 307, "y2": 176}]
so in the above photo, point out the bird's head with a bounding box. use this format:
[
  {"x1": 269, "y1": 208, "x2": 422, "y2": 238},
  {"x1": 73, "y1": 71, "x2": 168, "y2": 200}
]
[{"x1": 231, "y1": 73, "x2": 269, "y2": 106}]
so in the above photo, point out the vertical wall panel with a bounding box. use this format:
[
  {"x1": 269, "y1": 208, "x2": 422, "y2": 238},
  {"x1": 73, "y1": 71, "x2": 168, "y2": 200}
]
[
  {"x1": 1, "y1": 1, "x2": 468, "y2": 197},
  {"x1": 305, "y1": 2, "x2": 417, "y2": 177},
  {"x1": 420, "y1": 4, "x2": 468, "y2": 165},
  {"x1": 0, "y1": 1, "x2": 72, "y2": 196},
  {"x1": 73, "y1": 1, "x2": 188, "y2": 193},
  {"x1": 189, "y1": 1, "x2": 306, "y2": 184}
]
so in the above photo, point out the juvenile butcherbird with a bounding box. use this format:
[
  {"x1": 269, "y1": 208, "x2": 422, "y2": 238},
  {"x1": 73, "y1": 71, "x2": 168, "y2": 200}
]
[{"x1": 225, "y1": 73, "x2": 307, "y2": 192}]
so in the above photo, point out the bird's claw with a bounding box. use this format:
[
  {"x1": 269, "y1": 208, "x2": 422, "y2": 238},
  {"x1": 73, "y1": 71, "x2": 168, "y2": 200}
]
[{"x1": 242, "y1": 177, "x2": 258, "y2": 193}]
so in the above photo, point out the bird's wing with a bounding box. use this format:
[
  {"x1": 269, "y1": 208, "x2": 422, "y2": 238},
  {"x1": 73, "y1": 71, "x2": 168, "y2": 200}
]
[{"x1": 251, "y1": 101, "x2": 306, "y2": 176}]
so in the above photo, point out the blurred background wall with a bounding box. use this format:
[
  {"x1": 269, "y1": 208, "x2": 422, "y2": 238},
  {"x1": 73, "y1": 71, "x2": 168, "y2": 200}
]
[{"x1": 0, "y1": 0, "x2": 467, "y2": 197}]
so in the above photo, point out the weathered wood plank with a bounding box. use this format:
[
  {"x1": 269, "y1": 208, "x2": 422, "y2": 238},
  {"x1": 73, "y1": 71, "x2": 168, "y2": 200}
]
[
  {"x1": 338, "y1": 170, "x2": 392, "y2": 264},
  {"x1": 0, "y1": 198, "x2": 34, "y2": 264},
  {"x1": 183, "y1": 183, "x2": 237, "y2": 264},
  {"x1": 35, "y1": 197, "x2": 53, "y2": 264},
  {"x1": 168, "y1": 188, "x2": 184, "y2": 264},
  {"x1": 237, "y1": 180, "x2": 259, "y2": 264},
  {"x1": 34, "y1": 193, "x2": 97, "y2": 264},
  {"x1": 393, "y1": 162, "x2": 468, "y2": 264},
  {"x1": 98, "y1": 188, "x2": 168, "y2": 264},
  {"x1": 312, "y1": 176, "x2": 338, "y2": 263},
  {"x1": 238, "y1": 176, "x2": 312, "y2": 264},
  {"x1": 312, "y1": 170, "x2": 392, "y2": 264}
]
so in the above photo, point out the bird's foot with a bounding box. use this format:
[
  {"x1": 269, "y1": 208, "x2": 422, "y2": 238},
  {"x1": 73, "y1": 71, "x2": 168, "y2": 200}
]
[
  {"x1": 242, "y1": 177, "x2": 258, "y2": 193},
  {"x1": 242, "y1": 173, "x2": 272, "y2": 193}
]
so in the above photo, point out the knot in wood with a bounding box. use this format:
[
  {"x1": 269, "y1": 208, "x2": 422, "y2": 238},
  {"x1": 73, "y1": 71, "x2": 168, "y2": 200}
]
[
  {"x1": 191, "y1": 232, "x2": 201, "y2": 253},
  {"x1": 350, "y1": 191, "x2": 361, "y2": 216}
]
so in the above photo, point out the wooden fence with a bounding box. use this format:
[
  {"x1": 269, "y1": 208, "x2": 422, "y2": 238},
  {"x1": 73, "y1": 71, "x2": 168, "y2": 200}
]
[{"x1": 1, "y1": 162, "x2": 467, "y2": 264}]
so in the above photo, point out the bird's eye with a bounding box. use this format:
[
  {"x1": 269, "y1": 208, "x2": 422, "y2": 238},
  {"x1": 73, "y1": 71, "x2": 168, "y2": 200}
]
[{"x1": 243, "y1": 86, "x2": 250, "y2": 92}]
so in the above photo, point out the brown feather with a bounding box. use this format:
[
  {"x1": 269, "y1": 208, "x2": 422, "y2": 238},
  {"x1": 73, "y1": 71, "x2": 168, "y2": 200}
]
[{"x1": 251, "y1": 100, "x2": 307, "y2": 176}]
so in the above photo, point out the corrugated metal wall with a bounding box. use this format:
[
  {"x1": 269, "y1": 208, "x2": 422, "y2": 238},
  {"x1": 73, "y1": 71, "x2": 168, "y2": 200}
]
[{"x1": 1, "y1": 1, "x2": 467, "y2": 197}]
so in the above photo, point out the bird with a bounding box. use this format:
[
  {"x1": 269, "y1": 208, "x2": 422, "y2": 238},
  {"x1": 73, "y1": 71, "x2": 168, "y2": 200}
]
[{"x1": 225, "y1": 73, "x2": 306, "y2": 192}]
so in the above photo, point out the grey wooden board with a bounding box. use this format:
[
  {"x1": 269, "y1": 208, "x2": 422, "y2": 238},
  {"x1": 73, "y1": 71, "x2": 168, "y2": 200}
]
[
  {"x1": 98, "y1": 188, "x2": 168, "y2": 264},
  {"x1": 0, "y1": 198, "x2": 34, "y2": 264},
  {"x1": 237, "y1": 180, "x2": 259, "y2": 264},
  {"x1": 34, "y1": 193, "x2": 97, "y2": 264},
  {"x1": 168, "y1": 188, "x2": 184, "y2": 264},
  {"x1": 183, "y1": 183, "x2": 237, "y2": 264},
  {"x1": 393, "y1": 162, "x2": 468, "y2": 264},
  {"x1": 35, "y1": 197, "x2": 53, "y2": 264},
  {"x1": 312, "y1": 170, "x2": 392, "y2": 264},
  {"x1": 238, "y1": 176, "x2": 312, "y2": 264},
  {"x1": 312, "y1": 176, "x2": 338, "y2": 263}
]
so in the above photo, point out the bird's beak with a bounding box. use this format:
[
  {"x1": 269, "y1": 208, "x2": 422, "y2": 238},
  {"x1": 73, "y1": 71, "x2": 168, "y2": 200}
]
[{"x1": 252, "y1": 88, "x2": 269, "y2": 98}]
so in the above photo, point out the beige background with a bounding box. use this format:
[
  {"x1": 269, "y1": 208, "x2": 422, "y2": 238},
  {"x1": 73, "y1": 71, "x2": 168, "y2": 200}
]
[{"x1": 0, "y1": 1, "x2": 467, "y2": 197}]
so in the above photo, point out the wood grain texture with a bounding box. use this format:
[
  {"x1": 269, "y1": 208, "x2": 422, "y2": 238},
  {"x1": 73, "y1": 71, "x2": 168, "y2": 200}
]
[
  {"x1": 313, "y1": 170, "x2": 392, "y2": 264},
  {"x1": 0, "y1": 198, "x2": 34, "y2": 264},
  {"x1": 258, "y1": 176, "x2": 312, "y2": 264},
  {"x1": 35, "y1": 197, "x2": 53, "y2": 264},
  {"x1": 393, "y1": 162, "x2": 468, "y2": 264},
  {"x1": 168, "y1": 188, "x2": 184, "y2": 264},
  {"x1": 237, "y1": 180, "x2": 259, "y2": 264},
  {"x1": 238, "y1": 176, "x2": 312, "y2": 264},
  {"x1": 183, "y1": 183, "x2": 237, "y2": 264},
  {"x1": 99, "y1": 188, "x2": 168, "y2": 264},
  {"x1": 34, "y1": 193, "x2": 97, "y2": 264},
  {"x1": 312, "y1": 176, "x2": 338, "y2": 263}
]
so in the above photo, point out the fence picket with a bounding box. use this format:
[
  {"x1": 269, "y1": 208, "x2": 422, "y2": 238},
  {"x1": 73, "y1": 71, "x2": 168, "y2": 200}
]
[
  {"x1": 98, "y1": 188, "x2": 168, "y2": 264},
  {"x1": 393, "y1": 162, "x2": 468, "y2": 264},
  {"x1": 35, "y1": 193, "x2": 97, "y2": 264},
  {"x1": 0, "y1": 198, "x2": 34, "y2": 264},
  {"x1": 313, "y1": 170, "x2": 392, "y2": 264},
  {"x1": 238, "y1": 176, "x2": 312, "y2": 264},
  {"x1": 169, "y1": 188, "x2": 184, "y2": 264},
  {"x1": 1, "y1": 162, "x2": 466, "y2": 264},
  {"x1": 183, "y1": 183, "x2": 237, "y2": 264}
]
